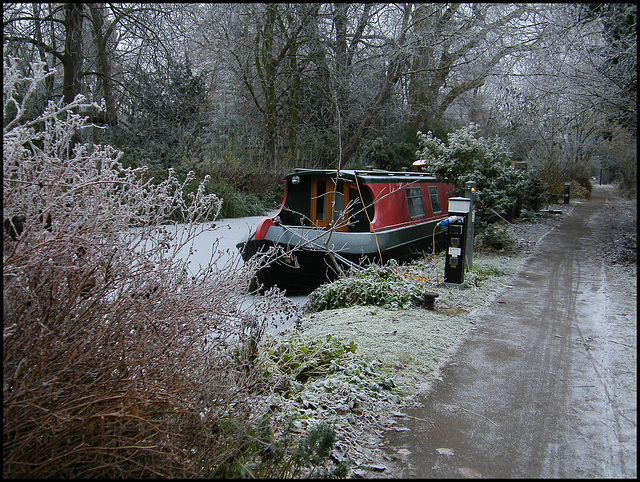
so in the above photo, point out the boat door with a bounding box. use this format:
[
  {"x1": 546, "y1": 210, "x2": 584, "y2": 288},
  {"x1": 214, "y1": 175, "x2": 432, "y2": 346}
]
[{"x1": 310, "y1": 177, "x2": 350, "y2": 231}]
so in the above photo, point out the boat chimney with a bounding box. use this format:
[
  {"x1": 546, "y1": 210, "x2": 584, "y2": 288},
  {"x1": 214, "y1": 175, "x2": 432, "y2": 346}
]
[{"x1": 412, "y1": 159, "x2": 427, "y2": 172}]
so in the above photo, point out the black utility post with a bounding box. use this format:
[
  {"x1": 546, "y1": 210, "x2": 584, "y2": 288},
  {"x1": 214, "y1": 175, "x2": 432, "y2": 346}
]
[
  {"x1": 564, "y1": 182, "x2": 571, "y2": 204},
  {"x1": 444, "y1": 197, "x2": 472, "y2": 287}
]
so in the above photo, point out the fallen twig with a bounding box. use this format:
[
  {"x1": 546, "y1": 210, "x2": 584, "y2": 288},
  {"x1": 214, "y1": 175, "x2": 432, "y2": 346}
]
[
  {"x1": 403, "y1": 414, "x2": 434, "y2": 424},
  {"x1": 445, "y1": 404, "x2": 498, "y2": 428},
  {"x1": 608, "y1": 339, "x2": 633, "y2": 348}
]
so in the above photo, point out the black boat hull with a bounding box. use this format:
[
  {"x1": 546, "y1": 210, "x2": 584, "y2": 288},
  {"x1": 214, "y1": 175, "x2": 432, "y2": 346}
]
[{"x1": 238, "y1": 220, "x2": 448, "y2": 294}]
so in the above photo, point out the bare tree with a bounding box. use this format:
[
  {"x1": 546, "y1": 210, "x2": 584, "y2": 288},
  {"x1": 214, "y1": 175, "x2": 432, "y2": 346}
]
[
  {"x1": 475, "y1": 3, "x2": 636, "y2": 193},
  {"x1": 316, "y1": 3, "x2": 553, "y2": 167},
  {"x1": 157, "y1": 4, "x2": 565, "y2": 169},
  {"x1": 581, "y1": 3, "x2": 637, "y2": 131},
  {"x1": 208, "y1": 3, "x2": 322, "y2": 167},
  {"x1": 3, "y1": 3, "x2": 187, "y2": 128},
  {"x1": 334, "y1": 4, "x2": 412, "y2": 166}
]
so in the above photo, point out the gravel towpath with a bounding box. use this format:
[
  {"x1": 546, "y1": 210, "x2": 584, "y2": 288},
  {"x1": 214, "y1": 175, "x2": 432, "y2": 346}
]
[{"x1": 379, "y1": 185, "x2": 637, "y2": 478}]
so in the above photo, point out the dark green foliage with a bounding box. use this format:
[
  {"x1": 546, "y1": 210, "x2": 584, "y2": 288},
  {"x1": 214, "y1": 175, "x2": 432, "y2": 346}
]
[
  {"x1": 295, "y1": 422, "x2": 336, "y2": 468},
  {"x1": 519, "y1": 209, "x2": 538, "y2": 222},
  {"x1": 574, "y1": 172, "x2": 594, "y2": 193},
  {"x1": 200, "y1": 158, "x2": 285, "y2": 218},
  {"x1": 464, "y1": 262, "x2": 508, "y2": 287},
  {"x1": 206, "y1": 158, "x2": 287, "y2": 208},
  {"x1": 108, "y1": 58, "x2": 207, "y2": 157},
  {"x1": 520, "y1": 174, "x2": 548, "y2": 212},
  {"x1": 475, "y1": 223, "x2": 515, "y2": 252},
  {"x1": 296, "y1": 127, "x2": 340, "y2": 169},
  {"x1": 355, "y1": 132, "x2": 419, "y2": 171},
  {"x1": 221, "y1": 414, "x2": 348, "y2": 478},
  {"x1": 206, "y1": 178, "x2": 267, "y2": 218},
  {"x1": 119, "y1": 145, "x2": 177, "y2": 172},
  {"x1": 117, "y1": 151, "x2": 285, "y2": 220}
]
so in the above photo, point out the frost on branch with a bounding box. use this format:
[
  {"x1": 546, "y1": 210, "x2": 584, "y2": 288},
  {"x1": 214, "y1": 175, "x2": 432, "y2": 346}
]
[{"x1": 3, "y1": 55, "x2": 295, "y2": 478}]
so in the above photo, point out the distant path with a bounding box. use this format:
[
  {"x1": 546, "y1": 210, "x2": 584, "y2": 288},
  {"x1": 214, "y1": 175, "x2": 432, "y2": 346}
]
[{"x1": 383, "y1": 186, "x2": 637, "y2": 478}]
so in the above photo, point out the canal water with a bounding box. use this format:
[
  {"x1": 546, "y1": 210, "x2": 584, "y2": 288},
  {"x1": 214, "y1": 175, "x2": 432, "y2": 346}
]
[{"x1": 168, "y1": 213, "x2": 309, "y2": 334}]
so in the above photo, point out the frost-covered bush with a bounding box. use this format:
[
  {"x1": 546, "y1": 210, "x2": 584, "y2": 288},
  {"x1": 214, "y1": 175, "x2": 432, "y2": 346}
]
[
  {"x1": 263, "y1": 333, "x2": 357, "y2": 383},
  {"x1": 252, "y1": 333, "x2": 398, "y2": 477},
  {"x1": 3, "y1": 55, "x2": 295, "y2": 478},
  {"x1": 307, "y1": 261, "x2": 432, "y2": 311},
  {"x1": 416, "y1": 123, "x2": 546, "y2": 218}
]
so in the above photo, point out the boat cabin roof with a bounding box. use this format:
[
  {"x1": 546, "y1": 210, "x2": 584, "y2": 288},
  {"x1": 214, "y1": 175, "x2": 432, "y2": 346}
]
[{"x1": 288, "y1": 168, "x2": 437, "y2": 184}]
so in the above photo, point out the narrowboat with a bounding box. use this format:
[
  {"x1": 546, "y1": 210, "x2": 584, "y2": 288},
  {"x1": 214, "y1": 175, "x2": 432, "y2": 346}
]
[{"x1": 237, "y1": 168, "x2": 455, "y2": 294}]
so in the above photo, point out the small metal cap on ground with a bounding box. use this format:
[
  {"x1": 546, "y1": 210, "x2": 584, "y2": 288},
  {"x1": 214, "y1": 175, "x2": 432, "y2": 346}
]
[{"x1": 422, "y1": 291, "x2": 439, "y2": 310}]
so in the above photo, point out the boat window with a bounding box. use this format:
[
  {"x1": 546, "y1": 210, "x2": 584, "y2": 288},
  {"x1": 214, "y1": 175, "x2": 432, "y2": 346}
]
[
  {"x1": 428, "y1": 186, "x2": 442, "y2": 214},
  {"x1": 316, "y1": 180, "x2": 326, "y2": 221},
  {"x1": 405, "y1": 187, "x2": 425, "y2": 219},
  {"x1": 333, "y1": 190, "x2": 344, "y2": 222}
]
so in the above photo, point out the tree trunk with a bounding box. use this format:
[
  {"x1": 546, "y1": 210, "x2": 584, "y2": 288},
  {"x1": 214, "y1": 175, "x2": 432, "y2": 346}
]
[
  {"x1": 32, "y1": 4, "x2": 55, "y2": 95},
  {"x1": 88, "y1": 3, "x2": 118, "y2": 126},
  {"x1": 340, "y1": 4, "x2": 412, "y2": 167},
  {"x1": 287, "y1": 42, "x2": 300, "y2": 165},
  {"x1": 62, "y1": 3, "x2": 84, "y2": 107},
  {"x1": 256, "y1": 4, "x2": 278, "y2": 167},
  {"x1": 407, "y1": 4, "x2": 458, "y2": 132}
]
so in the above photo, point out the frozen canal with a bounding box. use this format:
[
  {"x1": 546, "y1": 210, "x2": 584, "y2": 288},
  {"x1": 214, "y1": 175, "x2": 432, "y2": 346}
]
[{"x1": 167, "y1": 212, "x2": 308, "y2": 335}]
